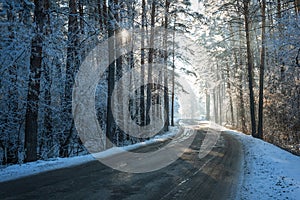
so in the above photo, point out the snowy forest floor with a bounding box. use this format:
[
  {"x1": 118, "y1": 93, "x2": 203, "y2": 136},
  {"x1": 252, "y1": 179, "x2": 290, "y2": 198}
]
[{"x1": 0, "y1": 126, "x2": 299, "y2": 200}]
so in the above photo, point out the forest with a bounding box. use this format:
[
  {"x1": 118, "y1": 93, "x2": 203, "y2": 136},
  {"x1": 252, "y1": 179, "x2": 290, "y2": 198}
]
[{"x1": 0, "y1": 0, "x2": 299, "y2": 165}]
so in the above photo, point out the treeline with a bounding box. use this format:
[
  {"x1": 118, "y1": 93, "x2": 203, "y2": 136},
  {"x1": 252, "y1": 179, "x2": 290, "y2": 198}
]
[
  {"x1": 0, "y1": 0, "x2": 198, "y2": 165},
  {"x1": 1, "y1": 0, "x2": 298, "y2": 166},
  {"x1": 200, "y1": 0, "x2": 300, "y2": 154}
]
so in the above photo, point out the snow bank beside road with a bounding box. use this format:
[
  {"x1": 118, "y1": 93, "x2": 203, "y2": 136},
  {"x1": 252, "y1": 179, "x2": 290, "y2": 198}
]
[
  {"x1": 0, "y1": 127, "x2": 179, "y2": 183},
  {"x1": 228, "y1": 130, "x2": 300, "y2": 200}
]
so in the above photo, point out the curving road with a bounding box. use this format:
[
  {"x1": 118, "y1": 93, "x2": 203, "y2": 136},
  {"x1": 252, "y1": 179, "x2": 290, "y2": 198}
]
[{"x1": 0, "y1": 121, "x2": 242, "y2": 200}]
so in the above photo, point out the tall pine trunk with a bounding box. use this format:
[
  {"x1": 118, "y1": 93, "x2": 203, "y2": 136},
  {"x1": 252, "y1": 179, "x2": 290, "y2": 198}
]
[
  {"x1": 171, "y1": 17, "x2": 176, "y2": 126},
  {"x1": 163, "y1": 0, "x2": 170, "y2": 131},
  {"x1": 206, "y1": 89, "x2": 210, "y2": 121},
  {"x1": 25, "y1": 0, "x2": 47, "y2": 162},
  {"x1": 238, "y1": 22, "x2": 247, "y2": 133},
  {"x1": 146, "y1": 0, "x2": 156, "y2": 125},
  {"x1": 106, "y1": 0, "x2": 116, "y2": 148},
  {"x1": 60, "y1": 0, "x2": 80, "y2": 157},
  {"x1": 42, "y1": 0, "x2": 53, "y2": 155},
  {"x1": 226, "y1": 64, "x2": 234, "y2": 126},
  {"x1": 258, "y1": 0, "x2": 266, "y2": 139},
  {"x1": 243, "y1": 0, "x2": 257, "y2": 137},
  {"x1": 115, "y1": 0, "x2": 123, "y2": 145},
  {"x1": 140, "y1": 0, "x2": 146, "y2": 126}
]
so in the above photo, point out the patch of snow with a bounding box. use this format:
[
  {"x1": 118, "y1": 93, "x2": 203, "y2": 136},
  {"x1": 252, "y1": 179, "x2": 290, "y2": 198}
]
[
  {"x1": 0, "y1": 126, "x2": 179, "y2": 183},
  {"x1": 228, "y1": 130, "x2": 300, "y2": 200}
]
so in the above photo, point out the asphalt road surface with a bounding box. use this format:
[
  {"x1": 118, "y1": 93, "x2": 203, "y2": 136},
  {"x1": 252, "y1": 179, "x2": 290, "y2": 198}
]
[{"x1": 0, "y1": 122, "x2": 242, "y2": 200}]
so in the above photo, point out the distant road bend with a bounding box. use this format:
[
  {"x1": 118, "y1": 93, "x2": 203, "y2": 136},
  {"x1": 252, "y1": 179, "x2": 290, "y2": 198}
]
[{"x1": 0, "y1": 120, "x2": 242, "y2": 200}]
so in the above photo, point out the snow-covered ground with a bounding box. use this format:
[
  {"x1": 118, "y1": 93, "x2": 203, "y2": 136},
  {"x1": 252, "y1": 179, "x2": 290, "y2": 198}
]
[
  {"x1": 0, "y1": 127, "x2": 179, "y2": 183},
  {"x1": 228, "y1": 130, "x2": 300, "y2": 200}
]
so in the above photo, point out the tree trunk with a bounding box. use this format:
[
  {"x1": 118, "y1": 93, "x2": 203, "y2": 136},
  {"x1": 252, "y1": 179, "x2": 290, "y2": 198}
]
[
  {"x1": 42, "y1": 0, "x2": 53, "y2": 155},
  {"x1": 103, "y1": 0, "x2": 108, "y2": 31},
  {"x1": 238, "y1": 73, "x2": 247, "y2": 133},
  {"x1": 115, "y1": 0, "x2": 123, "y2": 145},
  {"x1": 60, "y1": 0, "x2": 80, "y2": 157},
  {"x1": 106, "y1": 0, "x2": 116, "y2": 148},
  {"x1": 239, "y1": 24, "x2": 247, "y2": 133},
  {"x1": 226, "y1": 64, "x2": 234, "y2": 126},
  {"x1": 243, "y1": 0, "x2": 257, "y2": 137},
  {"x1": 140, "y1": 0, "x2": 146, "y2": 126},
  {"x1": 206, "y1": 88, "x2": 210, "y2": 121},
  {"x1": 258, "y1": 0, "x2": 266, "y2": 139},
  {"x1": 213, "y1": 88, "x2": 218, "y2": 123},
  {"x1": 146, "y1": 0, "x2": 156, "y2": 125},
  {"x1": 79, "y1": 0, "x2": 84, "y2": 34},
  {"x1": 171, "y1": 17, "x2": 176, "y2": 126},
  {"x1": 277, "y1": 0, "x2": 282, "y2": 19},
  {"x1": 217, "y1": 65, "x2": 223, "y2": 125},
  {"x1": 25, "y1": 0, "x2": 47, "y2": 162},
  {"x1": 295, "y1": 0, "x2": 300, "y2": 14},
  {"x1": 97, "y1": 0, "x2": 103, "y2": 30},
  {"x1": 163, "y1": 0, "x2": 170, "y2": 131}
]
